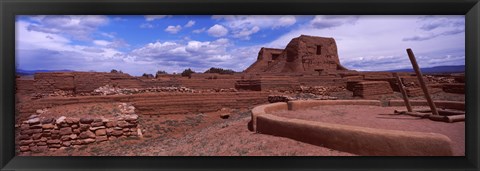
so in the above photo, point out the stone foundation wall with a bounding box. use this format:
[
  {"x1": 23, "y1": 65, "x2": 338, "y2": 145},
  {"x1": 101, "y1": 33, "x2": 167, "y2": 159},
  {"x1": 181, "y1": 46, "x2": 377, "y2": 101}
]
[{"x1": 17, "y1": 114, "x2": 140, "y2": 153}]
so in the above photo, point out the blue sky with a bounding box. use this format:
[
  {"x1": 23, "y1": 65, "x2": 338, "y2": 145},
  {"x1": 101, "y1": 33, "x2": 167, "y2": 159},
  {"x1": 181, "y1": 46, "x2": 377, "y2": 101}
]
[{"x1": 16, "y1": 15, "x2": 465, "y2": 76}]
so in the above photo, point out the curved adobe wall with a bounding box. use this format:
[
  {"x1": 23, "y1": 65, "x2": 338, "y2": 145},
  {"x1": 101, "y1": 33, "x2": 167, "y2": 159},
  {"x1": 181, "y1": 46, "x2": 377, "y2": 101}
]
[{"x1": 250, "y1": 100, "x2": 454, "y2": 156}]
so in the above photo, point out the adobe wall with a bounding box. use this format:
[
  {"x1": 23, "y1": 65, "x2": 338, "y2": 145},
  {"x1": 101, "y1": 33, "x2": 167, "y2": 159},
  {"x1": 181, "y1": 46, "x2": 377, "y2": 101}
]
[
  {"x1": 244, "y1": 48, "x2": 284, "y2": 73},
  {"x1": 17, "y1": 92, "x2": 269, "y2": 116},
  {"x1": 250, "y1": 100, "x2": 454, "y2": 156}
]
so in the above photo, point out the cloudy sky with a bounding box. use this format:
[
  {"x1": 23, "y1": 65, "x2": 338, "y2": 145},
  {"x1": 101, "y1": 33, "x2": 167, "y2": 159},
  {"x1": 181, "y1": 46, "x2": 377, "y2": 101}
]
[{"x1": 16, "y1": 15, "x2": 465, "y2": 76}]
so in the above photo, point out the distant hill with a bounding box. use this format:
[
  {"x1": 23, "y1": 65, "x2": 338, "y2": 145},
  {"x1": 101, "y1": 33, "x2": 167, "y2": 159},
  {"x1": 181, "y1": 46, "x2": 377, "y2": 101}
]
[
  {"x1": 386, "y1": 65, "x2": 465, "y2": 74},
  {"x1": 16, "y1": 69, "x2": 75, "y2": 76}
]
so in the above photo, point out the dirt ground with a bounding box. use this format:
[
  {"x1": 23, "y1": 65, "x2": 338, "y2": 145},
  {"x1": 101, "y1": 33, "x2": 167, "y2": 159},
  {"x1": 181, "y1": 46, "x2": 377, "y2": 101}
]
[
  {"x1": 21, "y1": 105, "x2": 354, "y2": 156},
  {"x1": 272, "y1": 105, "x2": 465, "y2": 156}
]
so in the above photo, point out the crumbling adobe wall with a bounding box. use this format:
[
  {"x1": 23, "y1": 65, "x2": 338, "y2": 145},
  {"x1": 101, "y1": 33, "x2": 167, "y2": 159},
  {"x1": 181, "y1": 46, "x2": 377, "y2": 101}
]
[
  {"x1": 244, "y1": 48, "x2": 284, "y2": 73},
  {"x1": 353, "y1": 81, "x2": 394, "y2": 98}
]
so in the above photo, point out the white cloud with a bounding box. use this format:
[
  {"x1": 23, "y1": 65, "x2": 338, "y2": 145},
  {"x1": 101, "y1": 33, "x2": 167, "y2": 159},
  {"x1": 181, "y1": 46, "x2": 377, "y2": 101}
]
[
  {"x1": 232, "y1": 26, "x2": 260, "y2": 40},
  {"x1": 276, "y1": 16, "x2": 297, "y2": 28},
  {"x1": 212, "y1": 15, "x2": 297, "y2": 39},
  {"x1": 145, "y1": 15, "x2": 167, "y2": 21},
  {"x1": 140, "y1": 23, "x2": 154, "y2": 29},
  {"x1": 207, "y1": 24, "x2": 228, "y2": 37},
  {"x1": 309, "y1": 15, "x2": 359, "y2": 29},
  {"x1": 193, "y1": 27, "x2": 206, "y2": 33},
  {"x1": 164, "y1": 25, "x2": 182, "y2": 34},
  {"x1": 184, "y1": 20, "x2": 195, "y2": 28},
  {"x1": 26, "y1": 15, "x2": 109, "y2": 41},
  {"x1": 17, "y1": 20, "x2": 126, "y2": 72},
  {"x1": 93, "y1": 40, "x2": 110, "y2": 46}
]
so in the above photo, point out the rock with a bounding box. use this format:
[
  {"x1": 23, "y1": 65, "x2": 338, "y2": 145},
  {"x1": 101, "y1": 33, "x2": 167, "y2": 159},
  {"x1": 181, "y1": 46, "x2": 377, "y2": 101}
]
[
  {"x1": 42, "y1": 124, "x2": 55, "y2": 129},
  {"x1": 51, "y1": 134, "x2": 60, "y2": 139},
  {"x1": 62, "y1": 141, "x2": 71, "y2": 147},
  {"x1": 29, "y1": 114, "x2": 39, "y2": 119},
  {"x1": 72, "y1": 140, "x2": 83, "y2": 145},
  {"x1": 20, "y1": 124, "x2": 30, "y2": 130},
  {"x1": 89, "y1": 126, "x2": 106, "y2": 131},
  {"x1": 125, "y1": 114, "x2": 138, "y2": 121},
  {"x1": 36, "y1": 142, "x2": 47, "y2": 146},
  {"x1": 137, "y1": 129, "x2": 143, "y2": 138},
  {"x1": 27, "y1": 118, "x2": 40, "y2": 125},
  {"x1": 60, "y1": 135, "x2": 71, "y2": 141},
  {"x1": 80, "y1": 118, "x2": 94, "y2": 124},
  {"x1": 95, "y1": 129, "x2": 106, "y2": 136},
  {"x1": 69, "y1": 134, "x2": 78, "y2": 140},
  {"x1": 19, "y1": 146, "x2": 30, "y2": 152},
  {"x1": 91, "y1": 121, "x2": 104, "y2": 127},
  {"x1": 41, "y1": 132, "x2": 51, "y2": 137},
  {"x1": 83, "y1": 138, "x2": 95, "y2": 144},
  {"x1": 41, "y1": 118, "x2": 54, "y2": 124},
  {"x1": 59, "y1": 123, "x2": 70, "y2": 128},
  {"x1": 73, "y1": 129, "x2": 80, "y2": 134},
  {"x1": 18, "y1": 134, "x2": 30, "y2": 140},
  {"x1": 71, "y1": 124, "x2": 79, "y2": 129},
  {"x1": 46, "y1": 139, "x2": 61, "y2": 144},
  {"x1": 39, "y1": 137, "x2": 48, "y2": 142},
  {"x1": 29, "y1": 123, "x2": 43, "y2": 129},
  {"x1": 79, "y1": 131, "x2": 96, "y2": 139},
  {"x1": 19, "y1": 140, "x2": 34, "y2": 146},
  {"x1": 108, "y1": 136, "x2": 117, "y2": 141},
  {"x1": 59, "y1": 127, "x2": 72, "y2": 135},
  {"x1": 105, "y1": 121, "x2": 116, "y2": 128},
  {"x1": 117, "y1": 121, "x2": 129, "y2": 128},
  {"x1": 35, "y1": 145, "x2": 48, "y2": 153},
  {"x1": 51, "y1": 130, "x2": 60, "y2": 134},
  {"x1": 112, "y1": 130, "x2": 123, "y2": 136},
  {"x1": 220, "y1": 113, "x2": 230, "y2": 119},
  {"x1": 79, "y1": 124, "x2": 90, "y2": 131},
  {"x1": 55, "y1": 116, "x2": 66, "y2": 124},
  {"x1": 20, "y1": 129, "x2": 33, "y2": 135},
  {"x1": 32, "y1": 133, "x2": 42, "y2": 140},
  {"x1": 48, "y1": 144, "x2": 61, "y2": 148},
  {"x1": 35, "y1": 109, "x2": 45, "y2": 114},
  {"x1": 96, "y1": 136, "x2": 108, "y2": 142},
  {"x1": 65, "y1": 118, "x2": 80, "y2": 124},
  {"x1": 32, "y1": 129, "x2": 43, "y2": 134}
]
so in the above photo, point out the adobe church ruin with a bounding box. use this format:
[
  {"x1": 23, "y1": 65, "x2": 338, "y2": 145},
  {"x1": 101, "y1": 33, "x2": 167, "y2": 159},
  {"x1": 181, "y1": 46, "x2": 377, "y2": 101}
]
[
  {"x1": 245, "y1": 35, "x2": 348, "y2": 74},
  {"x1": 14, "y1": 34, "x2": 465, "y2": 155}
]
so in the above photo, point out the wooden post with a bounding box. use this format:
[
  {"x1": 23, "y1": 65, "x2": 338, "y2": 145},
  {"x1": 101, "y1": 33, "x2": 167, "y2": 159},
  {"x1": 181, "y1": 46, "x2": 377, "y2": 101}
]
[
  {"x1": 393, "y1": 73, "x2": 413, "y2": 112},
  {"x1": 406, "y1": 49, "x2": 439, "y2": 115}
]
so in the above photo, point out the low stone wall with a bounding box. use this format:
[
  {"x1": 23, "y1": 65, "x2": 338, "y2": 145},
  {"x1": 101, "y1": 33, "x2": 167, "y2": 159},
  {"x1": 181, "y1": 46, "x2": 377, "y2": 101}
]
[
  {"x1": 17, "y1": 114, "x2": 140, "y2": 153},
  {"x1": 250, "y1": 100, "x2": 454, "y2": 156}
]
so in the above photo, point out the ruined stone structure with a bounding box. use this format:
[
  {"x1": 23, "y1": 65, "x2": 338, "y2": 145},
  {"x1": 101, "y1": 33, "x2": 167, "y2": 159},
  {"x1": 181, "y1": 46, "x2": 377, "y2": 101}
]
[{"x1": 245, "y1": 35, "x2": 348, "y2": 74}]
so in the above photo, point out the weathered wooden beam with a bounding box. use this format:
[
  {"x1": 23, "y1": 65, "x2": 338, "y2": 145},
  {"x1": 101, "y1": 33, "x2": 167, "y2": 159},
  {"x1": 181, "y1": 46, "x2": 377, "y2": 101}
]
[
  {"x1": 404, "y1": 111, "x2": 431, "y2": 118},
  {"x1": 428, "y1": 115, "x2": 449, "y2": 122},
  {"x1": 393, "y1": 72, "x2": 412, "y2": 112},
  {"x1": 395, "y1": 109, "x2": 465, "y2": 116},
  {"x1": 406, "y1": 49, "x2": 439, "y2": 115},
  {"x1": 446, "y1": 115, "x2": 465, "y2": 123}
]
